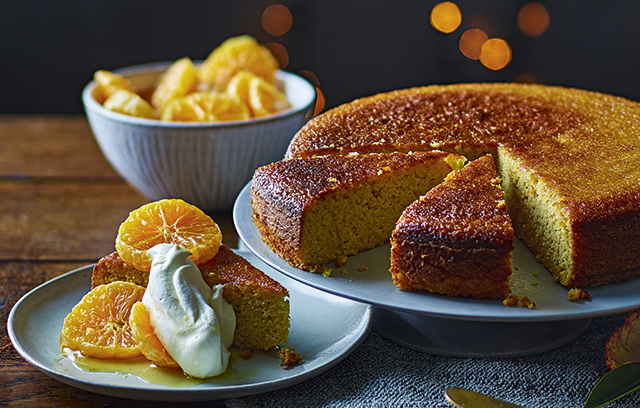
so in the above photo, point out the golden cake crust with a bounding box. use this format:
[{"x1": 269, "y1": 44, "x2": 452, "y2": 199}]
[
  {"x1": 390, "y1": 155, "x2": 513, "y2": 299},
  {"x1": 285, "y1": 82, "x2": 640, "y2": 288}
]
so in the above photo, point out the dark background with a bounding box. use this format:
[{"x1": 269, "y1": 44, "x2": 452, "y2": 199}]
[{"x1": 3, "y1": 0, "x2": 640, "y2": 114}]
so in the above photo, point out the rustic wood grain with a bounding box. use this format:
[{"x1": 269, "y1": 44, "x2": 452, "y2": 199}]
[{"x1": 0, "y1": 116, "x2": 236, "y2": 407}]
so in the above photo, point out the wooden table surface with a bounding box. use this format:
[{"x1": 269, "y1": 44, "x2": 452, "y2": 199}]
[{"x1": 0, "y1": 115, "x2": 237, "y2": 407}]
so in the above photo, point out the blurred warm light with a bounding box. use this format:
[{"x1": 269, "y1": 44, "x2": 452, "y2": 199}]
[
  {"x1": 312, "y1": 87, "x2": 326, "y2": 117},
  {"x1": 518, "y1": 2, "x2": 549, "y2": 37},
  {"x1": 297, "y1": 70, "x2": 324, "y2": 116},
  {"x1": 459, "y1": 28, "x2": 488, "y2": 60},
  {"x1": 262, "y1": 4, "x2": 293, "y2": 36},
  {"x1": 298, "y1": 70, "x2": 320, "y2": 87},
  {"x1": 480, "y1": 38, "x2": 512, "y2": 70},
  {"x1": 430, "y1": 2, "x2": 462, "y2": 34},
  {"x1": 266, "y1": 42, "x2": 289, "y2": 69},
  {"x1": 512, "y1": 73, "x2": 540, "y2": 83}
]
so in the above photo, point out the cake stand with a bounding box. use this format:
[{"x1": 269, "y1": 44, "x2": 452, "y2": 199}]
[{"x1": 233, "y1": 182, "x2": 640, "y2": 357}]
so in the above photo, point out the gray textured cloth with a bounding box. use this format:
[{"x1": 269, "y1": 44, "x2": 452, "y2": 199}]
[{"x1": 226, "y1": 313, "x2": 640, "y2": 408}]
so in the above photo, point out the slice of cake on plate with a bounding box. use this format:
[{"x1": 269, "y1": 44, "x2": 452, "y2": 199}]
[
  {"x1": 390, "y1": 155, "x2": 514, "y2": 299},
  {"x1": 92, "y1": 244, "x2": 290, "y2": 351}
]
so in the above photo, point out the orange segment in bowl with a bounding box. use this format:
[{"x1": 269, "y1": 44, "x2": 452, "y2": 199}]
[
  {"x1": 59, "y1": 281, "x2": 144, "y2": 359},
  {"x1": 248, "y1": 76, "x2": 291, "y2": 117},
  {"x1": 151, "y1": 57, "x2": 198, "y2": 110},
  {"x1": 93, "y1": 70, "x2": 137, "y2": 104},
  {"x1": 103, "y1": 89, "x2": 158, "y2": 119},
  {"x1": 226, "y1": 70, "x2": 255, "y2": 110},
  {"x1": 129, "y1": 301, "x2": 179, "y2": 368},
  {"x1": 115, "y1": 199, "x2": 222, "y2": 271},
  {"x1": 160, "y1": 92, "x2": 250, "y2": 122},
  {"x1": 198, "y1": 35, "x2": 279, "y2": 90}
]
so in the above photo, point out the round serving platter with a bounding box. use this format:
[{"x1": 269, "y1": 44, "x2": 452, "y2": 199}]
[{"x1": 234, "y1": 182, "x2": 640, "y2": 357}]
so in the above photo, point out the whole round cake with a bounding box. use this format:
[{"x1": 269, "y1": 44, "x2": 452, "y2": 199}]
[{"x1": 254, "y1": 83, "x2": 640, "y2": 290}]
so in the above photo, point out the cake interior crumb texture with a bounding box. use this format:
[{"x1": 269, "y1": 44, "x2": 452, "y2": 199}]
[{"x1": 251, "y1": 152, "x2": 465, "y2": 271}]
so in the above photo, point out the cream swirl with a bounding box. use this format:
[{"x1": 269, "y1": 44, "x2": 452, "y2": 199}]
[{"x1": 142, "y1": 243, "x2": 235, "y2": 378}]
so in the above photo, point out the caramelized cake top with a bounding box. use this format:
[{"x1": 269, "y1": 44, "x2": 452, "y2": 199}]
[
  {"x1": 251, "y1": 151, "x2": 462, "y2": 219},
  {"x1": 200, "y1": 245, "x2": 288, "y2": 294},
  {"x1": 394, "y1": 155, "x2": 513, "y2": 251},
  {"x1": 286, "y1": 83, "x2": 640, "y2": 225}
]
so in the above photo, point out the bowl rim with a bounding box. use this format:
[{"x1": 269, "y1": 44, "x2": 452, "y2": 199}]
[{"x1": 82, "y1": 61, "x2": 317, "y2": 129}]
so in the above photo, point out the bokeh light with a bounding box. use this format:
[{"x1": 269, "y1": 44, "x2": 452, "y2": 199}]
[
  {"x1": 518, "y1": 2, "x2": 549, "y2": 37},
  {"x1": 261, "y1": 4, "x2": 293, "y2": 36},
  {"x1": 298, "y1": 70, "x2": 325, "y2": 117},
  {"x1": 480, "y1": 38, "x2": 512, "y2": 70},
  {"x1": 430, "y1": 2, "x2": 462, "y2": 34},
  {"x1": 459, "y1": 28, "x2": 488, "y2": 60},
  {"x1": 266, "y1": 42, "x2": 289, "y2": 69}
]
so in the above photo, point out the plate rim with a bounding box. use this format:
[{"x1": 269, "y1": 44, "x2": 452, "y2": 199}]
[
  {"x1": 7, "y1": 252, "x2": 373, "y2": 402},
  {"x1": 233, "y1": 181, "x2": 640, "y2": 323}
]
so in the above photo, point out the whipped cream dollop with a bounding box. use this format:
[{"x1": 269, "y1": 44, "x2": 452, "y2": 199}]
[{"x1": 142, "y1": 243, "x2": 235, "y2": 378}]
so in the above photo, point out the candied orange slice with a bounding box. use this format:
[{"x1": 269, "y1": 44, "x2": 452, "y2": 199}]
[
  {"x1": 151, "y1": 57, "x2": 198, "y2": 109},
  {"x1": 605, "y1": 309, "x2": 640, "y2": 369},
  {"x1": 103, "y1": 89, "x2": 158, "y2": 119},
  {"x1": 115, "y1": 199, "x2": 222, "y2": 271},
  {"x1": 248, "y1": 76, "x2": 291, "y2": 117},
  {"x1": 93, "y1": 70, "x2": 136, "y2": 104},
  {"x1": 198, "y1": 35, "x2": 278, "y2": 90},
  {"x1": 160, "y1": 91, "x2": 250, "y2": 122},
  {"x1": 129, "y1": 301, "x2": 179, "y2": 368},
  {"x1": 59, "y1": 281, "x2": 144, "y2": 359}
]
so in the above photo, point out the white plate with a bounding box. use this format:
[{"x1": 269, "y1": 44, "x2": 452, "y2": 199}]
[
  {"x1": 7, "y1": 251, "x2": 372, "y2": 402},
  {"x1": 234, "y1": 182, "x2": 640, "y2": 323}
]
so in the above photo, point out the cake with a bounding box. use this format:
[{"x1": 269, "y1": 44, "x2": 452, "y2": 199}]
[
  {"x1": 283, "y1": 83, "x2": 640, "y2": 288},
  {"x1": 390, "y1": 155, "x2": 514, "y2": 299},
  {"x1": 250, "y1": 151, "x2": 465, "y2": 271},
  {"x1": 92, "y1": 245, "x2": 290, "y2": 351}
]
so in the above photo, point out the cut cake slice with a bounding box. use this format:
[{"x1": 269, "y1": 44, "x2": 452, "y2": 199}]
[
  {"x1": 390, "y1": 155, "x2": 514, "y2": 299},
  {"x1": 250, "y1": 151, "x2": 466, "y2": 271},
  {"x1": 92, "y1": 245, "x2": 290, "y2": 351}
]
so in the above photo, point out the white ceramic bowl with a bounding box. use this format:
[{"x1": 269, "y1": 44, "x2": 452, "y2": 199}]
[{"x1": 82, "y1": 62, "x2": 316, "y2": 212}]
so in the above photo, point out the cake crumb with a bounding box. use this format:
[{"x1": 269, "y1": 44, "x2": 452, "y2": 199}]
[
  {"x1": 278, "y1": 346, "x2": 302, "y2": 367},
  {"x1": 339, "y1": 269, "x2": 348, "y2": 274},
  {"x1": 520, "y1": 296, "x2": 535, "y2": 309},
  {"x1": 533, "y1": 271, "x2": 539, "y2": 277},
  {"x1": 358, "y1": 265, "x2": 368, "y2": 272},
  {"x1": 239, "y1": 349, "x2": 253, "y2": 360},
  {"x1": 531, "y1": 280, "x2": 538, "y2": 286},
  {"x1": 503, "y1": 293, "x2": 518, "y2": 306},
  {"x1": 334, "y1": 256, "x2": 348, "y2": 267},
  {"x1": 567, "y1": 288, "x2": 591, "y2": 301},
  {"x1": 310, "y1": 266, "x2": 332, "y2": 277},
  {"x1": 503, "y1": 294, "x2": 536, "y2": 309}
]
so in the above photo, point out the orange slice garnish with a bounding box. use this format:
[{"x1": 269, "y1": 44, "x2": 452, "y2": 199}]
[
  {"x1": 59, "y1": 281, "x2": 144, "y2": 359},
  {"x1": 115, "y1": 199, "x2": 222, "y2": 271},
  {"x1": 129, "y1": 301, "x2": 179, "y2": 368}
]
